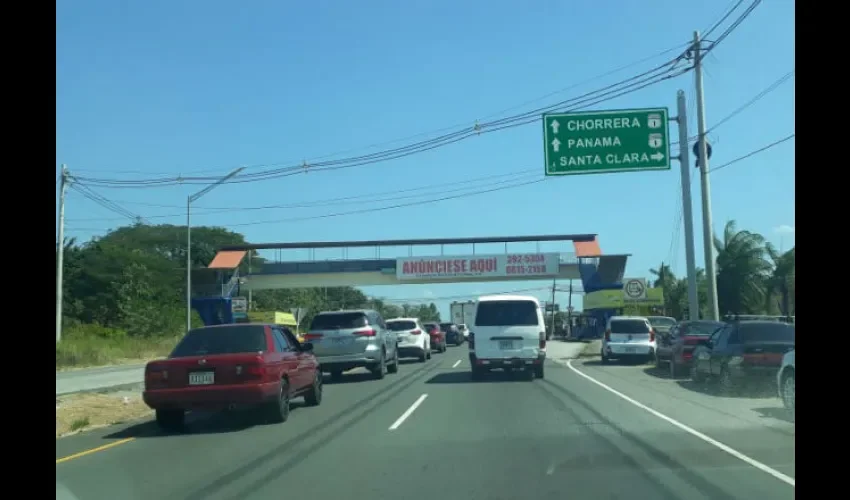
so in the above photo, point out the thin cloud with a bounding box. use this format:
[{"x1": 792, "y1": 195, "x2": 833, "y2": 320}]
[{"x1": 774, "y1": 225, "x2": 795, "y2": 234}]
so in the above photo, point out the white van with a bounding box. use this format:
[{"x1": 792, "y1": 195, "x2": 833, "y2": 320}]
[
  {"x1": 601, "y1": 315, "x2": 657, "y2": 364},
  {"x1": 468, "y1": 294, "x2": 547, "y2": 379}
]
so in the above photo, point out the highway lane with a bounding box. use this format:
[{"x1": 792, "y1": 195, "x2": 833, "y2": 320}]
[
  {"x1": 56, "y1": 363, "x2": 146, "y2": 396},
  {"x1": 56, "y1": 349, "x2": 794, "y2": 500},
  {"x1": 570, "y1": 358, "x2": 795, "y2": 478}
]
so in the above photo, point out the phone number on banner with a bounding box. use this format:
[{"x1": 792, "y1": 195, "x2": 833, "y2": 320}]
[{"x1": 506, "y1": 265, "x2": 550, "y2": 275}]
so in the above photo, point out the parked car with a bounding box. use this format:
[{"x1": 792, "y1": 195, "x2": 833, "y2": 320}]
[
  {"x1": 777, "y1": 348, "x2": 795, "y2": 414},
  {"x1": 468, "y1": 294, "x2": 546, "y2": 380},
  {"x1": 422, "y1": 322, "x2": 447, "y2": 353},
  {"x1": 690, "y1": 320, "x2": 794, "y2": 391},
  {"x1": 655, "y1": 320, "x2": 724, "y2": 377},
  {"x1": 458, "y1": 323, "x2": 470, "y2": 340},
  {"x1": 143, "y1": 323, "x2": 322, "y2": 430},
  {"x1": 440, "y1": 322, "x2": 464, "y2": 345},
  {"x1": 387, "y1": 317, "x2": 431, "y2": 362},
  {"x1": 646, "y1": 316, "x2": 677, "y2": 336},
  {"x1": 601, "y1": 315, "x2": 657, "y2": 364},
  {"x1": 304, "y1": 309, "x2": 399, "y2": 380}
]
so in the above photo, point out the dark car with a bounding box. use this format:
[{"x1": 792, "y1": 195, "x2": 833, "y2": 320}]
[
  {"x1": 656, "y1": 320, "x2": 724, "y2": 377},
  {"x1": 422, "y1": 322, "x2": 447, "y2": 353},
  {"x1": 440, "y1": 322, "x2": 464, "y2": 346},
  {"x1": 143, "y1": 323, "x2": 322, "y2": 430},
  {"x1": 690, "y1": 320, "x2": 794, "y2": 391}
]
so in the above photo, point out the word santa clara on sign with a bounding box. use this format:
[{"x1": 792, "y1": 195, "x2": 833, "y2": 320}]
[{"x1": 396, "y1": 253, "x2": 560, "y2": 281}]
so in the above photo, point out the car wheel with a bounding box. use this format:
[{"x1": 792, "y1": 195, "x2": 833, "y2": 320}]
[
  {"x1": 655, "y1": 352, "x2": 663, "y2": 369},
  {"x1": 669, "y1": 359, "x2": 678, "y2": 378},
  {"x1": 266, "y1": 379, "x2": 291, "y2": 423},
  {"x1": 304, "y1": 371, "x2": 323, "y2": 406},
  {"x1": 372, "y1": 352, "x2": 387, "y2": 380},
  {"x1": 419, "y1": 347, "x2": 428, "y2": 362},
  {"x1": 155, "y1": 409, "x2": 185, "y2": 431},
  {"x1": 601, "y1": 351, "x2": 609, "y2": 364},
  {"x1": 690, "y1": 361, "x2": 706, "y2": 383},
  {"x1": 388, "y1": 349, "x2": 399, "y2": 374},
  {"x1": 330, "y1": 370, "x2": 343, "y2": 381},
  {"x1": 471, "y1": 366, "x2": 484, "y2": 380},
  {"x1": 781, "y1": 370, "x2": 795, "y2": 413},
  {"x1": 534, "y1": 363, "x2": 545, "y2": 380},
  {"x1": 719, "y1": 366, "x2": 737, "y2": 392}
]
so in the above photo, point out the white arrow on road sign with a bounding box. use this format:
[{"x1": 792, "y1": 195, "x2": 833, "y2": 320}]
[
  {"x1": 650, "y1": 152, "x2": 664, "y2": 161},
  {"x1": 552, "y1": 138, "x2": 561, "y2": 152},
  {"x1": 550, "y1": 120, "x2": 560, "y2": 134}
]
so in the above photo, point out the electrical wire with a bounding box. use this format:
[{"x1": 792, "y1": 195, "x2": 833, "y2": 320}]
[
  {"x1": 704, "y1": 0, "x2": 762, "y2": 56},
  {"x1": 70, "y1": 54, "x2": 692, "y2": 189},
  {"x1": 69, "y1": 183, "x2": 149, "y2": 223},
  {"x1": 708, "y1": 133, "x2": 794, "y2": 174}
]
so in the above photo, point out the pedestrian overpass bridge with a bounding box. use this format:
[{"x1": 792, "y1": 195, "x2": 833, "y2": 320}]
[{"x1": 190, "y1": 234, "x2": 629, "y2": 325}]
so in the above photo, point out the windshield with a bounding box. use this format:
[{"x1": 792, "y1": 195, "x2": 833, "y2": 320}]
[
  {"x1": 170, "y1": 326, "x2": 267, "y2": 357},
  {"x1": 309, "y1": 313, "x2": 367, "y2": 330},
  {"x1": 742, "y1": 323, "x2": 795, "y2": 343},
  {"x1": 387, "y1": 320, "x2": 417, "y2": 331},
  {"x1": 56, "y1": 4, "x2": 795, "y2": 498}
]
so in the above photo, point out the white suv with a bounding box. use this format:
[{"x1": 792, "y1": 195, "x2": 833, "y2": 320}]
[
  {"x1": 386, "y1": 318, "x2": 431, "y2": 363},
  {"x1": 601, "y1": 315, "x2": 657, "y2": 364},
  {"x1": 468, "y1": 294, "x2": 547, "y2": 380}
]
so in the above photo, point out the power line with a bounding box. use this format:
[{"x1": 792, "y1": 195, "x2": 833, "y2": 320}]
[
  {"x1": 709, "y1": 133, "x2": 794, "y2": 174},
  {"x1": 70, "y1": 55, "x2": 692, "y2": 189},
  {"x1": 69, "y1": 183, "x2": 149, "y2": 223},
  {"x1": 704, "y1": 0, "x2": 762, "y2": 56}
]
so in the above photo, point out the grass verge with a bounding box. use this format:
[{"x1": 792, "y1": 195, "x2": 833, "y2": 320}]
[
  {"x1": 56, "y1": 391, "x2": 152, "y2": 438},
  {"x1": 580, "y1": 339, "x2": 602, "y2": 358},
  {"x1": 56, "y1": 334, "x2": 180, "y2": 371}
]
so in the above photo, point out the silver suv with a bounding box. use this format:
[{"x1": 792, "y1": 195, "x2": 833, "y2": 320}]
[{"x1": 306, "y1": 309, "x2": 399, "y2": 381}]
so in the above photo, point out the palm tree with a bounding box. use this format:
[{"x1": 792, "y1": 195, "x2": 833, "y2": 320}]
[
  {"x1": 765, "y1": 244, "x2": 795, "y2": 316},
  {"x1": 650, "y1": 262, "x2": 676, "y2": 315},
  {"x1": 713, "y1": 220, "x2": 772, "y2": 315}
]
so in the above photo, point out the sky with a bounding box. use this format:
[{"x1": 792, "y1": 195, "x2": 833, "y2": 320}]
[{"x1": 56, "y1": 0, "x2": 795, "y2": 319}]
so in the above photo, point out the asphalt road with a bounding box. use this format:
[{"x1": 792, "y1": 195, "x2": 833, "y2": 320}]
[
  {"x1": 56, "y1": 363, "x2": 146, "y2": 396},
  {"x1": 56, "y1": 347, "x2": 794, "y2": 500}
]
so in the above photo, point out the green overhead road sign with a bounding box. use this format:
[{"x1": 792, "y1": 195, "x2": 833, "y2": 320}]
[{"x1": 543, "y1": 107, "x2": 671, "y2": 176}]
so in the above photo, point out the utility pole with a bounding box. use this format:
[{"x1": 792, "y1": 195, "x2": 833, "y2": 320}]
[
  {"x1": 549, "y1": 279, "x2": 556, "y2": 339},
  {"x1": 56, "y1": 165, "x2": 68, "y2": 344},
  {"x1": 567, "y1": 280, "x2": 574, "y2": 338},
  {"x1": 693, "y1": 30, "x2": 720, "y2": 321},
  {"x1": 676, "y1": 91, "x2": 699, "y2": 320}
]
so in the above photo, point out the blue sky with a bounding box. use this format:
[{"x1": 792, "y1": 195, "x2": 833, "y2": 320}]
[{"x1": 56, "y1": 0, "x2": 795, "y2": 319}]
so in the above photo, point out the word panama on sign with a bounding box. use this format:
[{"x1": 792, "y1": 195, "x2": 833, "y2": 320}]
[
  {"x1": 543, "y1": 108, "x2": 671, "y2": 176},
  {"x1": 396, "y1": 253, "x2": 560, "y2": 281}
]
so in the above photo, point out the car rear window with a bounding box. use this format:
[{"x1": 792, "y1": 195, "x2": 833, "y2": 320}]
[
  {"x1": 310, "y1": 312, "x2": 367, "y2": 330},
  {"x1": 170, "y1": 325, "x2": 267, "y2": 357},
  {"x1": 648, "y1": 317, "x2": 676, "y2": 327},
  {"x1": 440, "y1": 323, "x2": 456, "y2": 331},
  {"x1": 683, "y1": 321, "x2": 724, "y2": 336},
  {"x1": 741, "y1": 323, "x2": 795, "y2": 343},
  {"x1": 387, "y1": 320, "x2": 417, "y2": 331},
  {"x1": 475, "y1": 300, "x2": 540, "y2": 327},
  {"x1": 610, "y1": 319, "x2": 650, "y2": 334}
]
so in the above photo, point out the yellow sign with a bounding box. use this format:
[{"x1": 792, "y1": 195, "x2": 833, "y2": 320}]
[
  {"x1": 247, "y1": 311, "x2": 298, "y2": 327},
  {"x1": 584, "y1": 288, "x2": 664, "y2": 310}
]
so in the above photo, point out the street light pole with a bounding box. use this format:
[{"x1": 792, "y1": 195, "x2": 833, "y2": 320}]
[{"x1": 186, "y1": 166, "x2": 246, "y2": 332}]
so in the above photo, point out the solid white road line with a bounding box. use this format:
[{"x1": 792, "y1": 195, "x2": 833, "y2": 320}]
[
  {"x1": 389, "y1": 393, "x2": 428, "y2": 431},
  {"x1": 566, "y1": 359, "x2": 795, "y2": 487},
  {"x1": 452, "y1": 359, "x2": 461, "y2": 368}
]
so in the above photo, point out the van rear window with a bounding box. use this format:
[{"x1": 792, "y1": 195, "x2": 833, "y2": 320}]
[
  {"x1": 170, "y1": 325, "x2": 267, "y2": 358},
  {"x1": 610, "y1": 319, "x2": 650, "y2": 334},
  {"x1": 475, "y1": 301, "x2": 540, "y2": 327},
  {"x1": 387, "y1": 320, "x2": 417, "y2": 331}
]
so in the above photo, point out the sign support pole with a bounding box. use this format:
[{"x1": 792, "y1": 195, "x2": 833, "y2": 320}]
[
  {"x1": 675, "y1": 91, "x2": 699, "y2": 321},
  {"x1": 693, "y1": 31, "x2": 720, "y2": 321},
  {"x1": 549, "y1": 279, "x2": 556, "y2": 339}
]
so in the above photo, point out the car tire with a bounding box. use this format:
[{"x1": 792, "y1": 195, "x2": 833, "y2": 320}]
[
  {"x1": 388, "y1": 349, "x2": 399, "y2": 374},
  {"x1": 330, "y1": 370, "x2": 343, "y2": 381},
  {"x1": 155, "y1": 409, "x2": 185, "y2": 431},
  {"x1": 266, "y1": 379, "x2": 291, "y2": 423},
  {"x1": 372, "y1": 352, "x2": 387, "y2": 380},
  {"x1": 601, "y1": 351, "x2": 610, "y2": 364},
  {"x1": 471, "y1": 366, "x2": 484, "y2": 380},
  {"x1": 304, "y1": 372, "x2": 323, "y2": 407},
  {"x1": 419, "y1": 348, "x2": 428, "y2": 362},
  {"x1": 534, "y1": 363, "x2": 545, "y2": 380},
  {"x1": 690, "y1": 361, "x2": 706, "y2": 383},
  {"x1": 781, "y1": 370, "x2": 795, "y2": 414},
  {"x1": 669, "y1": 359, "x2": 678, "y2": 378},
  {"x1": 441, "y1": 343, "x2": 447, "y2": 353},
  {"x1": 719, "y1": 366, "x2": 736, "y2": 392},
  {"x1": 655, "y1": 352, "x2": 663, "y2": 369}
]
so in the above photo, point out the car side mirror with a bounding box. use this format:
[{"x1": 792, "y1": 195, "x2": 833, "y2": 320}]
[{"x1": 301, "y1": 342, "x2": 314, "y2": 352}]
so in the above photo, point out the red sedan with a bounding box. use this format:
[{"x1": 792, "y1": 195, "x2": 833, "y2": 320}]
[{"x1": 143, "y1": 323, "x2": 322, "y2": 430}]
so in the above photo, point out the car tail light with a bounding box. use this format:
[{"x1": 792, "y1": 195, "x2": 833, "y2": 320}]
[
  {"x1": 649, "y1": 328, "x2": 656, "y2": 342},
  {"x1": 236, "y1": 363, "x2": 266, "y2": 380},
  {"x1": 354, "y1": 328, "x2": 377, "y2": 337},
  {"x1": 539, "y1": 331, "x2": 547, "y2": 349},
  {"x1": 410, "y1": 329, "x2": 421, "y2": 335},
  {"x1": 303, "y1": 333, "x2": 324, "y2": 340},
  {"x1": 604, "y1": 329, "x2": 611, "y2": 341},
  {"x1": 145, "y1": 365, "x2": 169, "y2": 384}
]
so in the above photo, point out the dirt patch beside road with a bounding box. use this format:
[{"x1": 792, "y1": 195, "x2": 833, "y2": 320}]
[
  {"x1": 580, "y1": 339, "x2": 601, "y2": 357},
  {"x1": 56, "y1": 390, "x2": 152, "y2": 438}
]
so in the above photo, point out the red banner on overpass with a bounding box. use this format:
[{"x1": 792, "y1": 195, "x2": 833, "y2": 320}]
[{"x1": 396, "y1": 253, "x2": 560, "y2": 281}]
